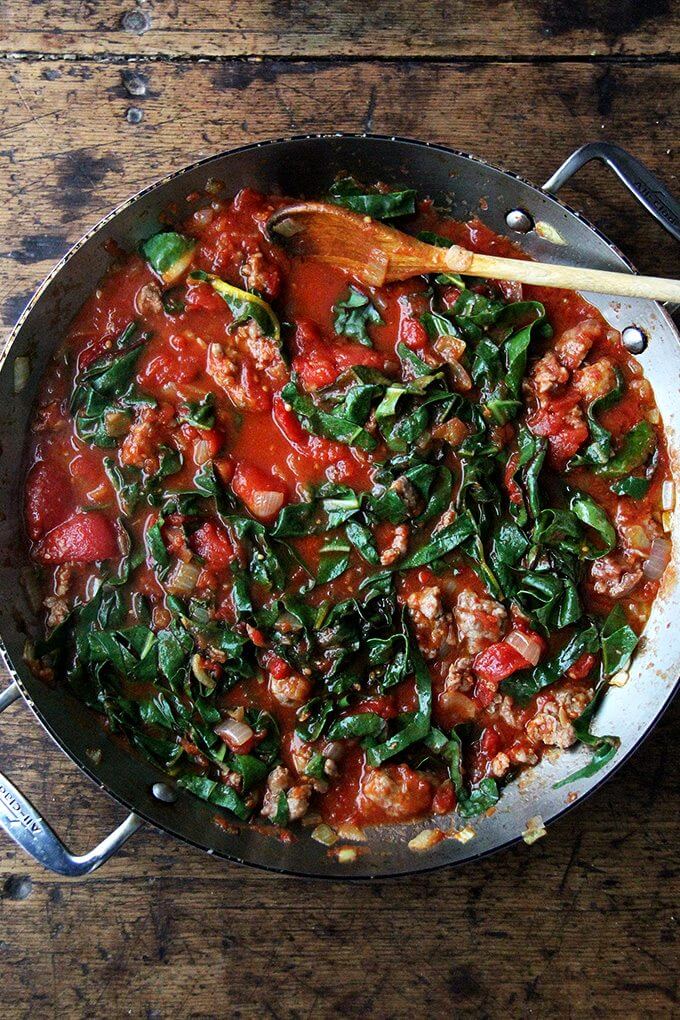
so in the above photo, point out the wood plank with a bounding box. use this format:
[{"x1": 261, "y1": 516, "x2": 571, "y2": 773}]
[
  {"x1": 0, "y1": 58, "x2": 678, "y2": 333},
  {"x1": 1, "y1": 0, "x2": 679, "y2": 58},
  {"x1": 0, "y1": 56, "x2": 678, "y2": 1019}
]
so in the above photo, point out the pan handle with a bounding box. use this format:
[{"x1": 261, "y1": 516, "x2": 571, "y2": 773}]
[
  {"x1": 0, "y1": 682, "x2": 143, "y2": 876},
  {"x1": 542, "y1": 142, "x2": 680, "y2": 243}
]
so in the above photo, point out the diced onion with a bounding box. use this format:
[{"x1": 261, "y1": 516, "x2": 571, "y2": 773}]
[
  {"x1": 609, "y1": 669, "x2": 629, "y2": 688},
  {"x1": 214, "y1": 717, "x2": 254, "y2": 750},
  {"x1": 642, "y1": 536, "x2": 672, "y2": 580},
  {"x1": 335, "y1": 847, "x2": 358, "y2": 864},
  {"x1": 13, "y1": 356, "x2": 30, "y2": 394},
  {"x1": 249, "y1": 489, "x2": 284, "y2": 520},
  {"x1": 662, "y1": 480, "x2": 676, "y2": 512},
  {"x1": 453, "y1": 825, "x2": 476, "y2": 844},
  {"x1": 662, "y1": 512, "x2": 673, "y2": 534},
  {"x1": 434, "y1": 333, "x2": 466, "y2": 364},
  {"x1": 432, "y1": 417, "x2": 468, "y2": 448},
  {"x1": 166, "y1": 558, "x2": 201, "y2": 594},
  {"x1": 522, "y1": 815, "x2": 547, "y2": 845},
  {"x1": 311, "y1": 824, "x2": 338, "y2": 846},
  {"x1": 408, "y1": 829, "x2": 445, "y2": 852},
  {"x1": 335, "y1": 823, "x2": 366, "y2": 842},
  {"x1": 271, "y1": 217, "x2": 304, "y2": 238},
  {"x1": 105, "y1": 410, "x2": 131, "y2": 438},
  {"x1": 506, "y1": 630, "x2": 542, "y2": 666}
]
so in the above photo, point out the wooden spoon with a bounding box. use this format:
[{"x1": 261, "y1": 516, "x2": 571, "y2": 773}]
[{"x1": 268, "y1": 201, "x2": 680, "y2": 302}]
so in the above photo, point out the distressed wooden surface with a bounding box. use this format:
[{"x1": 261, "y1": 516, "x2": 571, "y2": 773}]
[
  {"x1": 0, "y1": 12, "x2": 679, "y2": 1019},
  {"x1": 1, "y1": 0, "x2": 679, "y2": 58},
  {"x1": 1, "y1": 58, "x2": 679, "y2": 332}
]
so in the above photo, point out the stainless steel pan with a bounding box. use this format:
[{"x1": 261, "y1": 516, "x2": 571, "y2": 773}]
[{"x1": 0, "y1": 135, "x2": 678, "y2": 878}]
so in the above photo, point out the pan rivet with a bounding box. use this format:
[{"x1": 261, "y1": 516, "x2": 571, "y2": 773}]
[
  {"x1": 622, "y1": 326, "x2": 648, "y2": 354},
  {"x1": 505, "y1": 209, "x2": 534, "y2": 233},
  {"x1": 152, "y1": 782, "x2": 178, "y2": 803}
]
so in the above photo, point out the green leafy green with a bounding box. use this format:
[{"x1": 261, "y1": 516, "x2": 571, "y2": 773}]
[
  {"x1": 328, "y1": 178, "x2": 416, "y2": 219},
  {"x1": 142, "y1": 231, "x2": 195, "y2": 279},
  {"x1": 333, "y1": 287, "x2": 383, "y2": 346}
]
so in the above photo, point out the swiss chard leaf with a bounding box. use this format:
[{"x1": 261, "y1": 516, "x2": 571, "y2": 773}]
[
  {"x1": 142, "y1": 231, "x2": 195, "y2": 279},
  {"x1": 333, "y1": 287, "x2": 383, "y2": 346},
  {"x1": 601, "y1": 604, "x2": 639, "y2": 675},
  {"x1": 281, "y1": 382, "x2": 377, "y2": 451},
  {"x1": 328, "y1": 178, "x2": 416, "y2": 220},
  {"x1": 596, "y1": 420, "x2": 656, "y2": 478},
  {"x1": 327, "y1": 712, "x2": 386, "y2": 740}
]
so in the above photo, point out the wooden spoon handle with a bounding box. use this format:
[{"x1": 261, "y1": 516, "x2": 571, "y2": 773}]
[{"x1": 448, "y1": 249, "x2": 680, "y2": 302}]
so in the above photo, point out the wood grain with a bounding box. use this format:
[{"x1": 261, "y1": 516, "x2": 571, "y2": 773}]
[
  {"x1": 0, "y1": 46, "x2": 678, "y2": 1020},
  {"x1": 1, "y1": 58, "x2": 678, "y2": 331},
  {"x1": 1, "y1": 0, "x2": 679, "y2": 58},
  {"x1": 0, "y1": 691, "x2": 677, "y2": 1018}
]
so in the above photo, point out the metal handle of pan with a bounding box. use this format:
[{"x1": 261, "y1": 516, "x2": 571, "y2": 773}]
[
  {"x1": 0, "y1": 682, "x2": 143, "y2": 876},
  {"x1": 542, "y1": 141, "x2": 680, "y2": 243}
]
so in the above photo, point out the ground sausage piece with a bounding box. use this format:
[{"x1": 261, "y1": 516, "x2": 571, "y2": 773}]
[
  {"x1": 529, "y1": 351, "x2": 569, "y2": 400},
  {"x1": 453, "y1": 589, "x2": 507, "y2": 655},
  {"x1": 406, "y1": 585, "x2": 456, "y2": 659},
  {"x1": 443, "y1": 655, "x2": 474, "y2": 694},
  {"x1": 361, "y1": 765, "x2": 432, "y2": 820},
  {"x1": 241, "y1": 251, "x2": 282, "y2": 300},
  {"x1": 526, "y1": 688, "x2": 593, "y2": 749},
  {"x1": 286, "y1": 784, "x2": 312, "y2": 821},
  {"x1": 380, "y1": 524, "x2": 409, "y2": 566},
  {"x1": 135, "y1": 282, "x2": 163, "y2": 317},
  {"x1": 43, "y1": 595, "x2": 69, "y2": 628},
  {"x1": 120, "y1": 405, "x2": 173, "y2": 472},
  {"x1": 390, "y1": 475, "x2": 425, "y2": 517},
  {"x1": 207, "y1": 321, "x2": 286, "y2": 410},
  {"x1": 573, "y1": 357, "x2": 617, "y2": 403},
  {"x1": 260, "y1": 765, "x2": 312, "y2": 821},
  {"x1": 554, "y1": 318, "x2": 604, "y2": 370},
  {"x1": 590, "y1": 554, "x2": 643, "y2": 598}
]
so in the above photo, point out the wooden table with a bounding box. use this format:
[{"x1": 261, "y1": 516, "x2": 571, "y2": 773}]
[{"x1": 1, "y1": 4, "x2": 678, "y2": 1016}]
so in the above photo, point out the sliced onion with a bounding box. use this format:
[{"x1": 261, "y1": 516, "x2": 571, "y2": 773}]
[
  {"x1": 249, "y1": 489, "x2": 284, "y2": 520},
  {"x1": 193, "y1": 439, "x2": 212, "y2": 466},
  {"x1": 642, "y1": 536, "x2": 672, "y2": 580},
  {"x1": 13, "y1": 355, "x2": 30, "y2": 394},
  {"x1": 214, "y1": 717, "x2": 254, "y2": 751},
  {"x1": 166, "y1": 558, "x2": 201, "y2": 594},
  {"x1": 191, "y1": 653, "x2": 215, "y2": 690},
  {"x1": 662, "y1": 480, "x2": 676, "y2": 512},
  {"x1": 506, "y1": 629, "x2": 542, "y2": 666}
]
